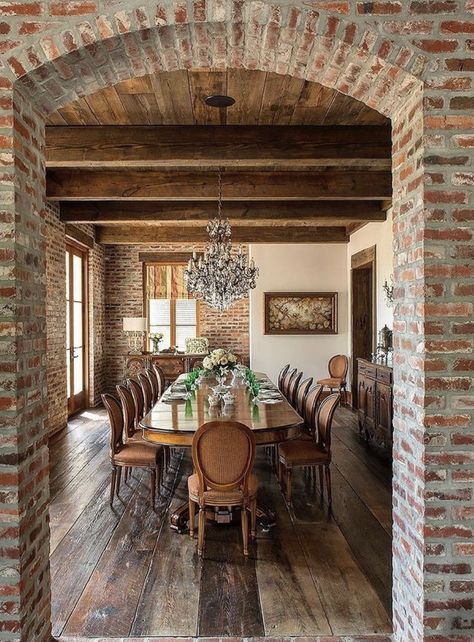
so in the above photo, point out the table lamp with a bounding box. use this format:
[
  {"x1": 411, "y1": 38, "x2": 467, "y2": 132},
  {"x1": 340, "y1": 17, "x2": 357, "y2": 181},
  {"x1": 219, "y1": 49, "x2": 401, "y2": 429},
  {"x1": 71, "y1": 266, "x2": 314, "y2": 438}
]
[{"x1": 123, "y1": 317, "x2": 147, "y2": 354}]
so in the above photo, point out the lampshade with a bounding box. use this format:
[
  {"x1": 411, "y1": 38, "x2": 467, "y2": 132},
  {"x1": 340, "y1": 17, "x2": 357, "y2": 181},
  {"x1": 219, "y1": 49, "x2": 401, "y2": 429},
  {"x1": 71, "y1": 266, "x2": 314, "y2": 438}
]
[{"x1": 122, "y1": 317, "x2": 146, "y2": 332}]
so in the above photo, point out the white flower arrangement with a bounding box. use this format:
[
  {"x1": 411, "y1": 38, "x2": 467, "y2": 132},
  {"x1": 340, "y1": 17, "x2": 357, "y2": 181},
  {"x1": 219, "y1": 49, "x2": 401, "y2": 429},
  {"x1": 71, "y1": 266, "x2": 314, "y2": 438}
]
[
  {"x1": 202, "y1": 348, "x2": 238, "y2": 375},
  {"x1": 149, "y1": 332, "x2": 164, "y2": 353}
]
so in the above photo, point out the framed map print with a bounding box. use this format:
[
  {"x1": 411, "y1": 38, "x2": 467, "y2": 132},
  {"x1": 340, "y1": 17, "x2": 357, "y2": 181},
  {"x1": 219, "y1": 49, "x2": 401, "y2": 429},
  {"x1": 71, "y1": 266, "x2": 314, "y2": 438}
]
[{"x1": 264, "y1": 292, "x2": 338, "y2": 335}]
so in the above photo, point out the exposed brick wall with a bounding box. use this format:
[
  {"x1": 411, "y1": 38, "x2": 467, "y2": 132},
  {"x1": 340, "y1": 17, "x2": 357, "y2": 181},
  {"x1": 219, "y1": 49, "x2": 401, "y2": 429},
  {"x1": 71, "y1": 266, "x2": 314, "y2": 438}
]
[
  {"x1": 105, "y1": 243, "x2": 249, "y2": 390},
  {"x1": 0, "y1": 3, "x2": 472, "y2": 642},
  {"x1": 88, "y1": 234, "x2": 107, "y2": 406},
  {"x1": 45, "y1": 202, "x2": 67, "y2": 436}
]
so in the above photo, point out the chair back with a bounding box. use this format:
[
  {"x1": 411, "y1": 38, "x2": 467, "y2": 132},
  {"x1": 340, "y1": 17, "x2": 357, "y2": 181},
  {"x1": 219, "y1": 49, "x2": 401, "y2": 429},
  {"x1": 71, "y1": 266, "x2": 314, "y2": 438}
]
[
  {"x1": 295, "y1": 377, "x2": 313, "y2": 414},
  {"x1": 102, "y1": 393, "x2": 124, "y2": 456},
  {"x1": 304, "y1": 384, "x2": 323, "y2": 432},
  {"x1": 146, "y1": 367, "x2": 160, "y2": 403},
  {"x1": 127, "y1": 378, "x2": 144, "y2": 428},
  {"x1": 282, "y1": 367, "x2": 296, "y2": 399},
  {"x1": 278, "y1": 364, "x2": 290, "y2": 391},
  {"x1": 192, "y1": 421, "x2": 256, "y2": 496},
  {"x1": 315, "y1": 392, "x2": 341, "y2": 452},
  {"x1": 287, "y1": 371, "x2": 302, "y2": 407},
  {"x1": 153, "y1": 363, "x2": 166, "y2": 395},
  {"x1": 328, "y1": 354, "x2": 349, "y2": 382},
  {"x1": 116, "y1": 384, "x2": 135, "y2": 439},
  {"x1": 138, "y1": 372, "x2": 153, "y2": 413}
]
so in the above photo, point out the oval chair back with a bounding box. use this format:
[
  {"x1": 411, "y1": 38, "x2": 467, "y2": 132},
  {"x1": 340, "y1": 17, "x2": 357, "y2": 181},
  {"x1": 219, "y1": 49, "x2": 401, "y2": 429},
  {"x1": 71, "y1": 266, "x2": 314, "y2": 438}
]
[
  {"x1": 328, "y1": 355, "x2": 349, "y2": 382},
  {"x1": 304, "y1": 384, "x2": 323, "y2": 433},
  {"x1": 278, "y1": 364, "x2": 290, "y2": 391},
  {"x1": 116, "y1": 384, "x2": 135, "y2": 439},
  {"x1": 192, "y1": 421, "x2": 256, "y2": 497},
  {"x1": 315, "y1": 392, "x2": 341, "y2": 453},
  {"x1": 102, "y1": 393, "x2": 124, "y2": 456},
  {"x1": 146, "y1": 367, "x2": 160, "y2": 403},
  {"x1": 127, "y1": 378, "x2": 144, "y2": 428},
  {"x1": 295, "y1": 377, "x2": 313, "y2": 415},
  {"x1": 287, "y1": 371, "x2": 302, "y2": 407},
  {"x1": 282, "y1": 368, "x2": 296, "y2": 400},
  {"x1": 153, "y1": 363, "x2": 166, "y2": 396},
  {"x1": 138, "y1": 372, "x2": 153, "y2": 413}
]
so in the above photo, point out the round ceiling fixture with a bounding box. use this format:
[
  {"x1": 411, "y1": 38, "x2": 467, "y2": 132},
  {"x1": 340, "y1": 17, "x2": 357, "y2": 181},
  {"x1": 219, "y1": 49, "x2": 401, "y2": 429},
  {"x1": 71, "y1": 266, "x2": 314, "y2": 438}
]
[{"x1": 204, "y1": 94, "x2": 236, "y2": 108}]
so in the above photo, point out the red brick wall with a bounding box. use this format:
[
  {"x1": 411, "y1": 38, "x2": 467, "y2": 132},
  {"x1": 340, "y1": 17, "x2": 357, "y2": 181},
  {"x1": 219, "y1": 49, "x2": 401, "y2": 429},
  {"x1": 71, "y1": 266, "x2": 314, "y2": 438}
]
[{"x1": 105, "y1": 243, "x2": 250, "y2": 390}]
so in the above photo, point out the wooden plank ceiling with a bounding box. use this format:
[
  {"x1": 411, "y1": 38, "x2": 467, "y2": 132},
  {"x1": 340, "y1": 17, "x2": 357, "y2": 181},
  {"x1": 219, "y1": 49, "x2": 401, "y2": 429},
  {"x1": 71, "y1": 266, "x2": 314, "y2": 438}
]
[{"x1": 46, "y1": 69, "x2": 391, "y2": 244}]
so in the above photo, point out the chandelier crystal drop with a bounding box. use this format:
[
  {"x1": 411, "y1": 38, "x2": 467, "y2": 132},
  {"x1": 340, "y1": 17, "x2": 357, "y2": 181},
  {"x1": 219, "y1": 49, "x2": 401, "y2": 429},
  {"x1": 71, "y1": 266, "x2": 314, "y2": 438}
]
[{"x1": 184, "y1": 171, "x2": 259, "y2": 313}]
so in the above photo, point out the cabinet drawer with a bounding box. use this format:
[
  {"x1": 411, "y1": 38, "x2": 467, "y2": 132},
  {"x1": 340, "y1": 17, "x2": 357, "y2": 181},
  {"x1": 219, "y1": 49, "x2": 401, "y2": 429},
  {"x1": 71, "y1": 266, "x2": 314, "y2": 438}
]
[
  {"x1": 376, "y1": 367, "x2": 392, "y2": 384},
  {"x1": 358, "y1": 361, "x2": 376, "y2": 378}
]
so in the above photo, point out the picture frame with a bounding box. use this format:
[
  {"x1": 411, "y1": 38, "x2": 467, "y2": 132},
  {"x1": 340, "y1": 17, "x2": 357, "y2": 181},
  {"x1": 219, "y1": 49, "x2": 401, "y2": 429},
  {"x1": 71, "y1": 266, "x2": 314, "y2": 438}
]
[{"x1": 264, "y1": 292, "x2": 338, "y2": 335}]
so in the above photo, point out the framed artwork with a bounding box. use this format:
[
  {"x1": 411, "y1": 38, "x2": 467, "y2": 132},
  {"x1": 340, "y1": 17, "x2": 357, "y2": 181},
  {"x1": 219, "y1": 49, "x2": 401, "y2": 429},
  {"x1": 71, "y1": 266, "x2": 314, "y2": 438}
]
[{"x1": 264, "y1": 292, "x2": 338, "y2": 335}]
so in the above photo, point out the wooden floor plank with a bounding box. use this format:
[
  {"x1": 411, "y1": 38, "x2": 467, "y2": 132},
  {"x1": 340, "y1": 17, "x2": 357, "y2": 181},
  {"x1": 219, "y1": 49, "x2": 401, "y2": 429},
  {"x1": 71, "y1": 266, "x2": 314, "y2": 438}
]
[
  {"x1": 255, "y1": 458, "x2": 332, "y2": 636},
  {"x1": 50, "y1": 471, "x2": 142, "y2": 637},
  {"x1": 131, "y1": 455, "x2": 201, "y2": 636}
]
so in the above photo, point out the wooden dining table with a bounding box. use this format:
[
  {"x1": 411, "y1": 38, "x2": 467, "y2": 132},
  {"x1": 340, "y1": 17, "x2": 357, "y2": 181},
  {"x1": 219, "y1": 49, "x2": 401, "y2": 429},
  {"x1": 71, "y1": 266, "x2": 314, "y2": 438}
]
[{"x1": 140, "y1": 372, "x2": 303, "y2": 532}]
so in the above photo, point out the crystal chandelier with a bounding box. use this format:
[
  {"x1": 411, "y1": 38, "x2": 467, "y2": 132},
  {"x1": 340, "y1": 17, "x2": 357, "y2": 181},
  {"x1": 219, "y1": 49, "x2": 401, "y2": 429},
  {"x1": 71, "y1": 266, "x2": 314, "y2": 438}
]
[{"x1": 184, "y1": 170, "x2": 259, "y2": 313}]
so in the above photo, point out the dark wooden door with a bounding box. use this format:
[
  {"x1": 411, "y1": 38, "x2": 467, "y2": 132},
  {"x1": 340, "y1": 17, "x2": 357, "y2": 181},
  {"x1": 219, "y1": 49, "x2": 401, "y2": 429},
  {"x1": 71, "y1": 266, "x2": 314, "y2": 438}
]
[
  {"x1": 351, "y1": 266, "x2": 373, "y2": 407},
  {"x1": 66, "y1": 243, "x2": 88, "y2": 416}
]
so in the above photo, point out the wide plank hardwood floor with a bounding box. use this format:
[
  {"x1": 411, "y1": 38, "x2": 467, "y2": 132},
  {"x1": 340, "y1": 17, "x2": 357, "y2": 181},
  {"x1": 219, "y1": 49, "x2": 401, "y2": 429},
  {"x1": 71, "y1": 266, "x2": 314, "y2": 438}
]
[{"x1": 49, "y1": 406, "x2": 392, "y2": 638}]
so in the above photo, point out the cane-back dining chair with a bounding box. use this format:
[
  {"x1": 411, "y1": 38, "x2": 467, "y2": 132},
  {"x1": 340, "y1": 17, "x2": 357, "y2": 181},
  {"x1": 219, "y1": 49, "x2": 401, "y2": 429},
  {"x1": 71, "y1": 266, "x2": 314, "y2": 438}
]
[
  {"x1": 287, "y1": 370, "x2": 303, "y2": 407},
  {"x1": 152, "y1": 363, "x2": 166, "y2": 397},
  {"x1": 317, "y1": 355, "x2": 349, "y2": 402},
  {"x1": 295, "y1": 377, "x2": 313, "y2": 414},
  {"x1": 277, "y1": 364, "x2": 290, "y2": 392},
  {"x1": 188, "y1": 421, "x2": 258, "y2": 557},
  {"x1": 138, "y1": 371, "x2": 153, "y2": 413},
  {"x1": 102, "y1": 393, "x2": 162, "y2": 510},
  {"x1": 146, "y1": 367, "x2": 161, "y2": 404},
  {"x1": 127, "y1": 377, "x2": 145, "y2": 429},
  {"x1": 278, "y1": 392, "x2": 341, "y2": 509},
  {"x1": 281, "y1": 367, "x2": 296, "y2": 400}
]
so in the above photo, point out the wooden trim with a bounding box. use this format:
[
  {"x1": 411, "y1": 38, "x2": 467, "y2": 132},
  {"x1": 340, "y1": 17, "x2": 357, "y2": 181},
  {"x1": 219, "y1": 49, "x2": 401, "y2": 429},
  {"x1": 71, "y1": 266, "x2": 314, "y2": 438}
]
[
  {"x1": 65, "y1": 224, "x2": 94, "y2": 249},
  {"x1": 139, "y1": 252, "x2": 193, "y2": 264},
  {"x1": 351, "y1": 244, "x2": 376, "y2": 270}
]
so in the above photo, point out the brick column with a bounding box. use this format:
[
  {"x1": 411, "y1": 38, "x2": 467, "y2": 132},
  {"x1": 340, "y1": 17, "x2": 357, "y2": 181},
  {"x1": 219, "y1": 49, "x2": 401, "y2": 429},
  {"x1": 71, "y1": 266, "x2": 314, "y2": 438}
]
[{"x1": 0, "y1": 87, "x2": 51, "y2": 641}]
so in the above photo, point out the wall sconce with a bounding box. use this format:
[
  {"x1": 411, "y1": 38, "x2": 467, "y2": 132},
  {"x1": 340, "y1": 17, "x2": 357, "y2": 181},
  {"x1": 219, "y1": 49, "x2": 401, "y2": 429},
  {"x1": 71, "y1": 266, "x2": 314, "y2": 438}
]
[
  {"x1": 383, "y1": 275, "x2": 394, "y2": 307},
  {"x1": 123, "y1": 317, "x2": 146, "y2": 354}
]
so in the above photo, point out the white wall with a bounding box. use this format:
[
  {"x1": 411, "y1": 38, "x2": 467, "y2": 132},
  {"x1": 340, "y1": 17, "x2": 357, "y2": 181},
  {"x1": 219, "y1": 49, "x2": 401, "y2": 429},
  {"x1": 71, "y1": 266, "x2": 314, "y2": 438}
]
[
  {"x1": 249, "y1": 244, "x2": 348, "y2": 384},
  {"x1": 347, "y1": 210, "x2": 394, "y2": 341}
]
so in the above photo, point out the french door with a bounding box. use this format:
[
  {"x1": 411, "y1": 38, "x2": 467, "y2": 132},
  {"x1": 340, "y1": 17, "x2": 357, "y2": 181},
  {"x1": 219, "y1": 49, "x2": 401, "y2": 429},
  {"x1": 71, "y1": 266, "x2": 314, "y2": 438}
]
[{"x1": 66, "y1": 243, "x2": 88, "y2": 415}]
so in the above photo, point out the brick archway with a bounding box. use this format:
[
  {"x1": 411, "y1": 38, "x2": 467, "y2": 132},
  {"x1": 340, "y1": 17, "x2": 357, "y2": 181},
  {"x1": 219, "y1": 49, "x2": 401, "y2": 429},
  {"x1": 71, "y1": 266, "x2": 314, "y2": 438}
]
[{"x1": 1, "y1": 3, "x2": 473, "y2": 642}]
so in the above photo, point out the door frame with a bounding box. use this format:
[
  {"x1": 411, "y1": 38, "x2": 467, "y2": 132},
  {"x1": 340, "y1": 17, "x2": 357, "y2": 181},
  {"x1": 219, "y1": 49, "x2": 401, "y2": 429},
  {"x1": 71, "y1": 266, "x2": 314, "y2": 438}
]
[
  {"x1": 351, "y1": 245, "x2": 377, "y2": 408},
  {"x1": 65, "y1": 237, "x2": 90, "y2": 417}
]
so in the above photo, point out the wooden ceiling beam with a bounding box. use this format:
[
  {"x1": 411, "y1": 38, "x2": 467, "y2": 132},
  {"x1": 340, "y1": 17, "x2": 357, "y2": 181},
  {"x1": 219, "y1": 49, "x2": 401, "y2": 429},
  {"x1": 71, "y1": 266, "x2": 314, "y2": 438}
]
[
  {"x1": 45, "y1": 125, "x2": 391, "y2": 169},
  {"x1": 59, "y1": 200, "x2": 387, "y2": 224},
  {"x1": 96, "y1": 225, "x2": 350, "y2": 244},
  {"x1": 47, "y1": 169, "x2": 391, "y2": 201}
]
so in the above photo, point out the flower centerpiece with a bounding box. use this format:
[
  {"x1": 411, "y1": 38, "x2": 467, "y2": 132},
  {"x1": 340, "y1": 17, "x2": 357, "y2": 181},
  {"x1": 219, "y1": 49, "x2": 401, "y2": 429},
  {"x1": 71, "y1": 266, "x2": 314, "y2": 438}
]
[
  {"x1": 149, "y1": 332, "x2": 164, "y2": 354},
  {"x1": 203, "y1": 348, "x2": 238, "y2": 392}
]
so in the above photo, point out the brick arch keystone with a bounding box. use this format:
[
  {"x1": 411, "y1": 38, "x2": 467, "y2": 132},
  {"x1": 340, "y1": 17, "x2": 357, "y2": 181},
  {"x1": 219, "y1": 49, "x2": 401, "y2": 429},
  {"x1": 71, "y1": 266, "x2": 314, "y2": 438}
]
[{"x1": 0, "y1": 2, "x2": 473, "y2": 642}]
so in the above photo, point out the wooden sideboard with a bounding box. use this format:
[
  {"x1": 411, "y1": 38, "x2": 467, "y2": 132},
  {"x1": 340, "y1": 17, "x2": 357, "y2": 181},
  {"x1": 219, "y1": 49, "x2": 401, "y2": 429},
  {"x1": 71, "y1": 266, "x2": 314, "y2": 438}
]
[
  {"x1": 356, "y1": 358, "x2": 393, "y2": 449},
  {"x1": 125, "y1": 353, "x2": 206, "y2": 387}
]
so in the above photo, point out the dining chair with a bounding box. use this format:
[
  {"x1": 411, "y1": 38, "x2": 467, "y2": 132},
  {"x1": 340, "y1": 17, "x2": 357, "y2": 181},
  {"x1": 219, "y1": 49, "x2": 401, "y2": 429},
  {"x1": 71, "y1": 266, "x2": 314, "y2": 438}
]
[
  {"x1": 138, "y1": 371, "x2": 153, "y2": 413},
  {"x1": 102, "y1": 393, "x2": 162, "y2": 510},
  {"x1": 278, "y1": 364, "x2": 290, "y2": 392},
  {"x1": 146, "y1": 367, "x2": 161, "y2": 404},
  {"x1": 188, "y1": 420, "x2": 258, "y2": 557},
  {"x1": 152, "y1": 363, "x2": 166, "y2": 396},
  {"x1": 317, "y1": 355, "x2": 349, "y2": 403},
  {"x1": 281, "y1": 367, "x2": 296, "y2": 400},
  {"x1": 127, "y1": 377, "x2": 145, "y2": 429},
  {"x1": 278, "y1": 392, "x2": 341, "y2": 509},
  {"x1": 303, "y1": 384, "x2": 323, "y2": 436},
  {"x1": 295, "y1": 377, "x2": 313, "y2": 415},
  {"x1": 287, "y1": 370, "x2": 302, "y2": 407}
]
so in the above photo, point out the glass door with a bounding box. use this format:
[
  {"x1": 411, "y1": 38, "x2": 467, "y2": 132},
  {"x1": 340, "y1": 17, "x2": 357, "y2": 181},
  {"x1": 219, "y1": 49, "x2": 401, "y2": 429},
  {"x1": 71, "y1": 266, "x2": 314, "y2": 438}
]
[{"x1": 66, "y1": 243, "x2": 88, "y2": 415}]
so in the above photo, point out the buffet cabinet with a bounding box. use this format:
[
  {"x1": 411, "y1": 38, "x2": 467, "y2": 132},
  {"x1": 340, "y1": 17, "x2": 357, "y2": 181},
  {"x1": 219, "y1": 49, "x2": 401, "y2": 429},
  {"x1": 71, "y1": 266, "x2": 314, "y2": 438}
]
[
  {"x1": 356, "y1": 358, "x2": 393, "y2": 449},
  {"x1": 125, "y1": 353, "x2": 206, "y2": 388}
]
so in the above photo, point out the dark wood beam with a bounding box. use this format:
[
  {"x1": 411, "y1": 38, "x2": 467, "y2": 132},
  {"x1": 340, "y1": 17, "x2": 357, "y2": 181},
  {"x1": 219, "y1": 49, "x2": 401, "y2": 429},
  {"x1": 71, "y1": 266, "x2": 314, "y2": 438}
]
[
  {"x1": 45, "y1": 125, "x2": 391, "y2": 169},
  {"x1": 47, "y1": 170, "x2": 391, "y2": 201},
  {"x1": 96, "y1": 225, "x2": 349, "y2": 244},
  {"x1": 59, "y1": 201, "x2": 387, "y2": 224}
]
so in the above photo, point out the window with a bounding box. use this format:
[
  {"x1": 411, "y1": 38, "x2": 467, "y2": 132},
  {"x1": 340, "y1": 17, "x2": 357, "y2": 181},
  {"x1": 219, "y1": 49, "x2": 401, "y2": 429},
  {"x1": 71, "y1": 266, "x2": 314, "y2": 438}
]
[{"x1": 145, "y1": 263, "x2": 198, "y2": 351}]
